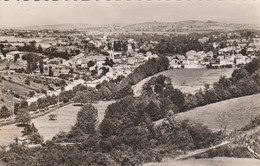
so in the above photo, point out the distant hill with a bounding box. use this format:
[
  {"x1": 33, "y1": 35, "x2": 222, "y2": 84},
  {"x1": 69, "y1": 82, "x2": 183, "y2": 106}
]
[
  {"x1": 122, "y1": 20, "x2": 259, "y2": 32},
  {"x1": 7, "y1": 20, "x2": 260, "y2": 32},
  {"x1": 14, "y1": 23, "x2": 91, "y2": 30}
]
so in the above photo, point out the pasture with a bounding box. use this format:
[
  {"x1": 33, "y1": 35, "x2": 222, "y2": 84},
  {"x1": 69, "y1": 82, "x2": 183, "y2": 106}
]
[
  {"x1": 132, "y1": 68, "x2": 234, "y2": 96},
  {"x1": 175, "y1": 93, "x2": 260, "y2": 132},
  {"x1": 0, "y1": 100, "x2": 115, "y2": 146}
]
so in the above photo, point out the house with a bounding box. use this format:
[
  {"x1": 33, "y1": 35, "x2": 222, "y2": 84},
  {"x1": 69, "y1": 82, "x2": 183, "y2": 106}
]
[
  {"x1": 144, "y1": 52, "x2": 158, "y2": 61},
  {"x1": 196, "y1": 51, "x2": 206, "y2": 61},
  {"x1": 206, "y1": 51, "x2": 214, "y2": 58},
  {"x1": 234, "y1": 54, "x2": 249, "y2": 65},
  {"x1": 134, "y1": 53, "x2": 145, "y2": 63},
  {"x1": 6, "y1": 51, "x2": 24, "y2": 61},
  {"x1": 47, "y1": 58, "x2": 65, "y2": 65},
  {"x1": 0, "y1": 53, "x2": 5, "y2": 60},
  {"x1": 169, "y1": 58, "x2": 181, "y2": 68},
  {"x1": 186, "y1": 50, "x2": 196, "y2": 60}
]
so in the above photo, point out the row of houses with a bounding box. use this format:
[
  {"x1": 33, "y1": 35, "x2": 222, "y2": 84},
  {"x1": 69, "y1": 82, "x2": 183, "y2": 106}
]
[{"x1": 168, "y1": 50, "x2": 255, "y2": 69}]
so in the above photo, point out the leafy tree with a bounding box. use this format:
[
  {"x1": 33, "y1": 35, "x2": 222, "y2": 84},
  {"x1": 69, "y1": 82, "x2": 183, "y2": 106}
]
[
  {"x1": 22, "y1": 123, "x2": 38, "y2": 136},
  {"x1": 103, "y1": 57, "x2": 115, "y2": 67},
  {"x1": 113, "y1": 85, "x2": 133, "y2": 99},
  {"x1": 16, "y1": 109, "x2": 31, "y2": 125},
  {"x1": 73, "y1": 88, "x2": 100, "y2": 103},
  {"x1": 20, "y1": 100, "x2": 28, "y2": 109},
  {"x1": 24, "y1": 78, "x2": 30, "y2": 85},
  {"x1": 99, "y1": 118, "x2": 115, "y2": 138},
  {"x1": 29, "y1": 102, "x2": 38, "y2": 112},
  {"x1": 0, "y1": 105, "x2": 10, "y2": 119},
  {"x1": 39, "y1": 58, "x2": 44, "y2": 74},
  {"x1": 49, "y1": 66, "x2": 53, "y2": 76},
  {"x1": 38, "y1": 44, "x2": 43, "y2": 53},
  {"x1": 73, "y1": 104, "x2": 98, "y2": 135},
  {"x1": 87, "y1": 60, "x2": 95, "y2": 69},
  {"x1": 144, "y1": 101, "x2": 162, "y2": 121},
  {"x1": 14, "y1": 54, "x2": 20, "y2": 63}
]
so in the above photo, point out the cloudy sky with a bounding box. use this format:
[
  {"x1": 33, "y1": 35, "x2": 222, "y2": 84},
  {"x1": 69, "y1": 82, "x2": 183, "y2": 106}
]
[{"x1": 0, "y1": 0, "x2": 260, "y2": 28}]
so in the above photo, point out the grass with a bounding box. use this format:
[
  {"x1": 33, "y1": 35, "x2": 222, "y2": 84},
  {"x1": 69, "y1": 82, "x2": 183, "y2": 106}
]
[
  {"x1": 93, "y1": 100, "x2": 116, "y2": 123},
  {"x1": 161, "y1": 68, "x2": 234, "y2": 93},
  {"x1": 144, "y1": 157, "x2": 260, "y2": 166},
  {"x1": 175, "y1": 93, "x2": 260, "y2": 133},
  {"x1": 0, "y1": 80, "x2": 32, "y2": 96},
  {"x1": 132, "y1": 68, "x2": 234, "y2": 96},
  {"x1": 0, "y1": 100, "x2": 115, "y2": 146}
]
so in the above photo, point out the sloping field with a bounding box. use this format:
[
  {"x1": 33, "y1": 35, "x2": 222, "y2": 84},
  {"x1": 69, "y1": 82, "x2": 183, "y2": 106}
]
[
  {"x1": 175, "y1": 94, "x2": 260, "y2": 132},
  {"x1": 132, "y1": 68, "x2": 234, "y2": 96},
  {"x1": 0, "y1": 80, "x2": 32, "y2": 96},
  {"x1": 144, "y1": 157, "x2": 260, "y2": 166}
]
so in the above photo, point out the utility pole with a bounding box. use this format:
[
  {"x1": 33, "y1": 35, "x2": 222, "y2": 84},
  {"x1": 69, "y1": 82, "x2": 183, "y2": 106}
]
[
  {"x1": 12, "y1": 95, "x2": 21, "y2": 121},
  {"x1": 57, "y1": 93, "x2": 60, "y2": 107},
  {"x1": 12, "y1": 96, "x2": 15, "y2": 121}
]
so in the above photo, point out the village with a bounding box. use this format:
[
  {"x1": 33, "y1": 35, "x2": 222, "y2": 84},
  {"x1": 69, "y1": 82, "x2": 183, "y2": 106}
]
[{"x1": 0, "y1": 0, "x2": 260, "y2": 164}]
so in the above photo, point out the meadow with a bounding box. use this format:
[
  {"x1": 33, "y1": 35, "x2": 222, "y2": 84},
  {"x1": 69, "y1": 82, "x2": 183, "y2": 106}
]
[
  {"x1": 175, "y1": 93, "x2": 260, "y2": 132},
  {"x1": 132, "y1": 68, "x2": 234, "y2": 96},
  {"x1": 0, "y1": 100, "x2": 115, "y2": 146}
]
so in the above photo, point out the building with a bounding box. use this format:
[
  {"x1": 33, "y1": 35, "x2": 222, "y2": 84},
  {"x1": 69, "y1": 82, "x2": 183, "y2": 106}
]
[{"x1": 5, "y1": 51, "x2": 24, "y2": 61}]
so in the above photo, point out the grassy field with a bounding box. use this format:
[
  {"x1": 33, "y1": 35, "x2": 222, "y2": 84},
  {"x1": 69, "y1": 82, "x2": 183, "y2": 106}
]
[
  {"x1": 132, "y1": 68, "x2": 234, "y2": 96},
  {"x1": 0, "y1": 100, "x2": 115, "y2": 146},
  {"x1": 175, "y1": 93, "x2": 260, "y2": 132},
  {"x1": 0, "y1": 80, "x2": 32, "y2": 96},
  {"x1": 144, "y1": 157, "x2": 260, "y2": 166},
  {"x1": 93, "y1": 100, "x2": 116, "y2": 123}
]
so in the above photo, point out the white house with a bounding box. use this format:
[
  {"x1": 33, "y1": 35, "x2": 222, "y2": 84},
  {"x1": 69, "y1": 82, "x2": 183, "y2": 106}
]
[{"x1": 6, "y1": 51, "x2": 24, "y2": 61}]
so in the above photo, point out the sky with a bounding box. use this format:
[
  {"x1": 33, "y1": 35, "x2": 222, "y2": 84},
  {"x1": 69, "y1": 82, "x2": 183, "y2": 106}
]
[{"x1": 0, "y1": 0, "x2": 260, "y2": 28}]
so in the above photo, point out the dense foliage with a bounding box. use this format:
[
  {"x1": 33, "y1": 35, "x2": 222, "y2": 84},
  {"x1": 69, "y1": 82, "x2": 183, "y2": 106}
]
[
  {"x1": 97, "y1": 56, "x2": 169, "y2": 100},
  {"x1": 184, "y1": 58, "x2": 260, "y2": 111}
]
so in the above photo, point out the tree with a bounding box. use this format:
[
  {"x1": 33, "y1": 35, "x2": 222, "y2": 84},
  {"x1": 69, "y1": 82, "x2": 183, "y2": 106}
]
[
  {"x1": 0, "y1": 105, "x2": 10, "y2": 119},
  {"x1": 49, "y1": 66, "x2": 53, "y2": 76},
  {"x1": 24, "y1": 78, "x2": 30, "y2": 85},
  {"x1": 39, "y1": 58, "x2": 44, "y2": 74},
  {"x1": 49, "y1": 114, "x2": 57, "y2": 120},
  {"x1": 16, "y1": 109, "x2": 31, "y2": 125},
  {"x1": 73, "y1": 88, "x2": 100, "y2": 104},
  {"x1": 74, "y1": 104, "x2": 98, "y2": 135},
  {"x1": 29, "y1": 102, "x2": 38, "y2": 112},
  {"x1": 22, "y1": 123, "x2": 38, "y2": 136},
  {"x1": 144, "y1": 100, "x2": 162, "y2": 121},
  {"x1": 38, "y1": 44, "x2": 43, "y2": 53},
  {"x1": 99, "y1": 118, "x2": 114, "y2": 138},
  {"x1": 20, "y1": 100, "x2": 28, "y2": 109},
  {"x1": 14, "y1": 54, "x2": 20, "y2": 63},
  {"x1": 87, "y1": 60, "x2": 95, "y2": 69},
  {"x1": 103, "y1": 57, "x2": 114, "y2": 67}
]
